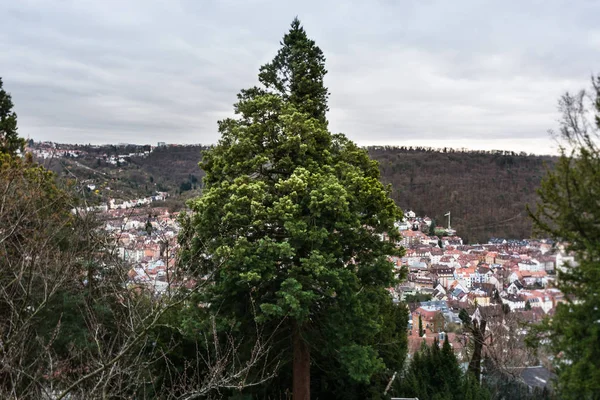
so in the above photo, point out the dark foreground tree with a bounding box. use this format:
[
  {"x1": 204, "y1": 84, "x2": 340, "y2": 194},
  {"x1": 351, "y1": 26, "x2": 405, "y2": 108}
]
[
  {"x1": 180, "y1": 19, "x2": 406, "y2": 399},
  {"x1": 527, "y1": 75, "x2": 600, "y2": 398},
  {"x1": 397, "y1": 338, "x2": 490, "y2": 400},
  {"x1": 0, "y1": 78, "x2": 25, "y2": 156},
  {"x1": 460, "y1": 308, "x2": 487, "y2": 382}
]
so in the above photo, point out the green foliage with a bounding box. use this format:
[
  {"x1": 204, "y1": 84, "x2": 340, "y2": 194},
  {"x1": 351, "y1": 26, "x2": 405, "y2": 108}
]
[
  {"x1": 310, "y1": 298, "x2": 408, "y2": 399},
  {"x1": 429, "y1": 220, "x2": 436, "y2": 236},
  {"x1": 258, "y1": 17, "x2": 329, "y2": 124},
  {"x1": 459, "y1": 308, "x2": 471, "y2": 325},
  {"x1": 179, "y1": 180, "x2": 192, "y2": 192},
  {"x1": 527, "y1": 75, "x2": 600, "y2": 399},
  {"x1": 405, "y1": 292, "x2": 433, "y2": 303},
  {"x1": 0, "y1": 78, "x2": 25, "y2": 156},
  {"x1": 180, "y1": 19, "x2": 405, "y2": 397},
  {"x1": 397, "y1": 339, "x2": 490, "y2": 400},
  {"x1": 435, "y1": 228, "x2": 448, "y2": 237}
]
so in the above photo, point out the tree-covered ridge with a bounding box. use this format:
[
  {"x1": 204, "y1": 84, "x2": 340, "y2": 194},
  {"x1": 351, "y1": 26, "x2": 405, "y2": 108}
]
[
  {"x1": 35, "y1": 141, "x2": 557, "y2": 244},
  {"x1": 370, "y1": 146, "x2": 556, "y2": 243}
]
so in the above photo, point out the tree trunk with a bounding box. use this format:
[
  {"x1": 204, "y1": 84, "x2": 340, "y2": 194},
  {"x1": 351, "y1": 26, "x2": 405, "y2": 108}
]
[
  {"x1": 468, "y1": 319, "x2": 486, "y2": 382},
  {"x1": 293, "y1": 324, "x2": 310, "y2": 400}
]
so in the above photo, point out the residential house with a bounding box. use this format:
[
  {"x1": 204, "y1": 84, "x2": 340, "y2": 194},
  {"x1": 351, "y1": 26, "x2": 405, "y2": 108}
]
[
  {"x1": 506, "y1": 280, "x2": 523, "y2": 295},
  {"x1": 501, "y1": 294, "x2": 526, "y2": 311},
  {"x1": 412, "y1": 306, "x2": 445, "y2": 334},
  {"x1": 430, "y1": 264, "x2": 455, "y2": 288},
  {"x1": 432, "y1": 284, "x2": 448, "y2": 301}
]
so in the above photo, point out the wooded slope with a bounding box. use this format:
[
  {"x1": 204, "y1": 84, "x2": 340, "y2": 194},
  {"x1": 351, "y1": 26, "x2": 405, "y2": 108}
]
[
  {"x1": 369, "y1": 147, "x2": 556, "y2": 243},
  {"x1": 45, "y1": 143, "x2": 556, "y2": 243}
]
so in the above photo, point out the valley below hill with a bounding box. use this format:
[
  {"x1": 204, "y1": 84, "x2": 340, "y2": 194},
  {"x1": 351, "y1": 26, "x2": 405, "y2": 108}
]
[{"x1": 34, "y1": 142, "x2": 556, "y2": 243}]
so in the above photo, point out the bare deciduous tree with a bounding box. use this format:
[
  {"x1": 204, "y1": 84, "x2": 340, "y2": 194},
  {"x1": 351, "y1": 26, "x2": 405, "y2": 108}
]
[{"x1": 0, "y1": 156, "x2": 279, "y2": 399}]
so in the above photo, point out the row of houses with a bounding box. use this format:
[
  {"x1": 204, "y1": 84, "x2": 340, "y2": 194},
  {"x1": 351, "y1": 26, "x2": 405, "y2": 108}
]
[
  {"x1": 389, "y1": 212, "x2": 570, "y2": 318},
  {"x1": 108, "y1": 192, "x2": 168, "y2": 209},
  {"x1": 100, "y1": 206, "x2": 184, "y2": 293}
]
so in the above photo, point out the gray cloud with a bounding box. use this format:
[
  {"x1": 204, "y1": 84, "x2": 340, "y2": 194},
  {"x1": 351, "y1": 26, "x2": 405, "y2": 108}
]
[{"x1": 1, "y1": 0, "x2": 598, "y2": 153}]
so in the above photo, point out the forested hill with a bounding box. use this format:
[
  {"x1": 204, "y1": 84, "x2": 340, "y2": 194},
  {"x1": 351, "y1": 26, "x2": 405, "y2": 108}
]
[
  {"x1": 369, "y1": 146, "x2": 556, "y2": 243},
  {"x1": 43, "y1": 143, "x2": 556, "y2": 243}
]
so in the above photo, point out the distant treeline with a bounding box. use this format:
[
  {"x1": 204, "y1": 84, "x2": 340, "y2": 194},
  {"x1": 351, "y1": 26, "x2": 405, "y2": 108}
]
[
  {"x1": 44, "y1": 142, "x2": 547, "y2": 157},
  {"x1": 367, "y1": 145, "x2": 546, "y2": 157}
]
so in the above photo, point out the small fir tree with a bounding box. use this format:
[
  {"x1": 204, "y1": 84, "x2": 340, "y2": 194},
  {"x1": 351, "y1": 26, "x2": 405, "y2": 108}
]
[{"x1": 0, "y1": 78, "x2": 25, "y2": 156}]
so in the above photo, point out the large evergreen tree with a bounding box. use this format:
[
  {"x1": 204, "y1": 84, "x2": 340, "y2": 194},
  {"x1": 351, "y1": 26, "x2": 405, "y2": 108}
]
[
  {"x1": 0, "y1": 78, "x2": 25, "y2": 156},
  {"x1": 527, "y1": 75, "x2": 600, "y2": 398},
  {"x1": 180, "y1": 19, "x2": 405, "y2": 399}
]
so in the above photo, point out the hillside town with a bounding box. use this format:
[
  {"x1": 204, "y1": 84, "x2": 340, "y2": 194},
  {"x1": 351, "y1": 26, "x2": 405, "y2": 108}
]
[
  {"x1": 27, "y1": 141, "x2": 153, "y2": 163},
  {"x1": 384, "y1": 211, "x2": 567, "y2": 386},
  {"x1": 109, "y1": 204, "x2": 567, "y2": 365},
  {"x1": 391, "y1": 211, "x2": 567, "y2": 310},
  {"x1": 100, "y1": 206, "x2": 184, "y2": 294}
]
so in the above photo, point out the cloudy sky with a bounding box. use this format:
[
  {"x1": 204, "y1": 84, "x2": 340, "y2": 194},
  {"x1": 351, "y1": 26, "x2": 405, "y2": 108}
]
[{"x1": 1, "y1": 0, "x2": 598, "y2": 154}]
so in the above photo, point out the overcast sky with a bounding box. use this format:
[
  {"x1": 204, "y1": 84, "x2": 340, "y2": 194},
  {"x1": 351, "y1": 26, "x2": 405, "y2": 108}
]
[{"x1": 1, "y1": 0, "x2": 598, "y2": 154}]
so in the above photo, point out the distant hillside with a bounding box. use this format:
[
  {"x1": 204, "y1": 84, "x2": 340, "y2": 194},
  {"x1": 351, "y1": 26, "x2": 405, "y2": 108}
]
[
  {"x1": 130, "y1": 145, "x2": 210, "y2": 190},
  {"x1": 36, "y1": 144, "x2": 209, "y2": 209},
  {"x1": 37, "y1": 143, "x2": 556, "y2": 243},
  {"x1": 369, "y1": 146, "x2": 556, "y2": 243}
]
